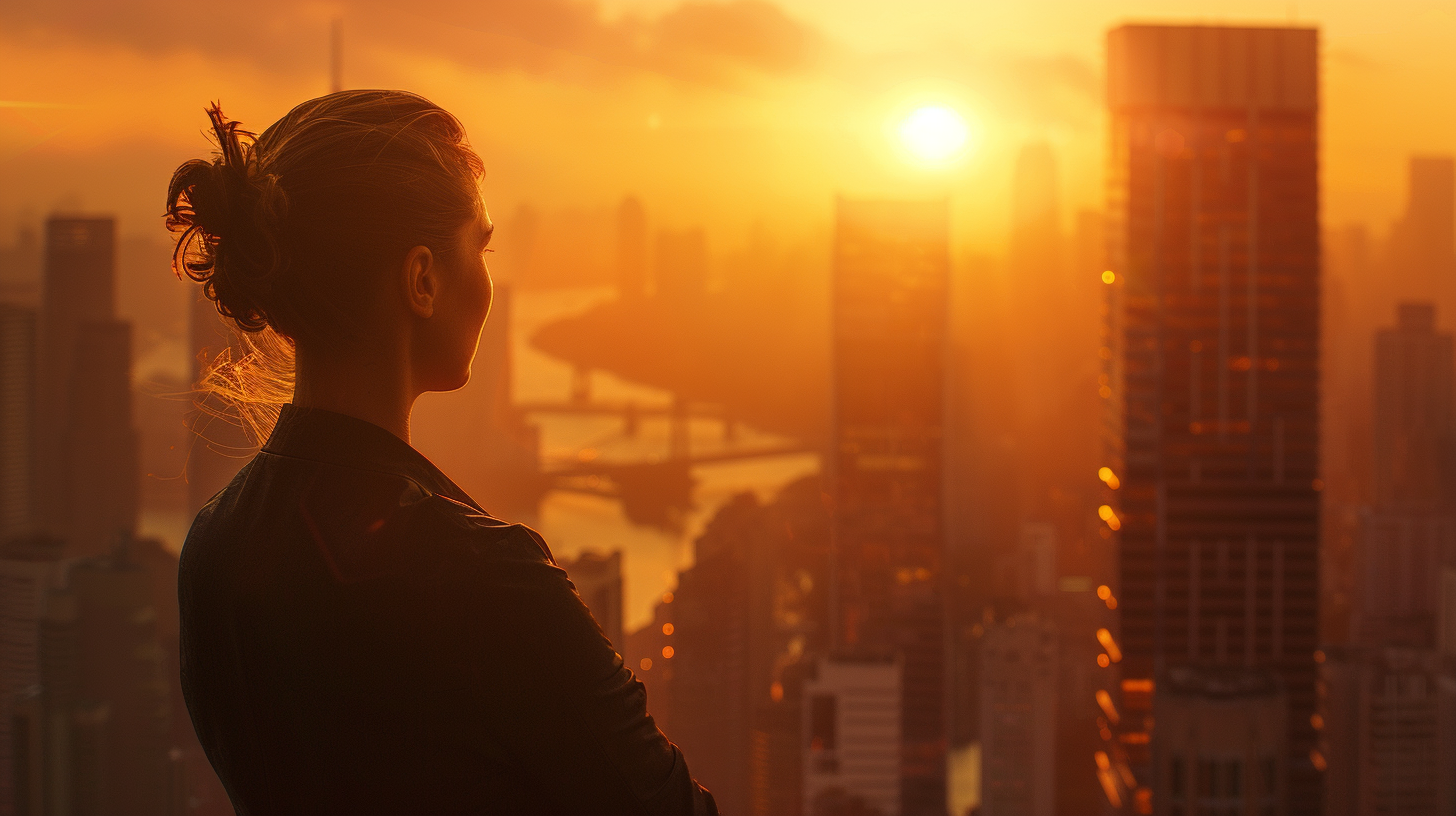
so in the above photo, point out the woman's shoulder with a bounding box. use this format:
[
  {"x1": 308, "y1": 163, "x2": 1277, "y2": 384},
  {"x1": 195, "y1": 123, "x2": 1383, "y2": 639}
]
[{"x1": 298, "y1": 464, "x2": 555, "y2": 585}]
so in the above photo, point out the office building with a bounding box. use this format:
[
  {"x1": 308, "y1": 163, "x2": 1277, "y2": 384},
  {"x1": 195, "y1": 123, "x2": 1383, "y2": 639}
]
[
  {"x1": 66, "y1": 320, "x2": 138, "y2": 555},
  {"x1": 1323, "y1": 645, "x2": 1456, "y2": 816},
  {"x1": 37, "y1": 218, "x2": 117, "y2": 542},
  {"x1": 0, "y1": 305, "x2": 35, "y2": 536},
  {"x1": 803, "y1": 656, "x2": 901, "y2": 816},
  {"x1": 32, "y1": 536, "x2": 173, "y2": 815},
  {"x1": 0, "y1": 535, "x2": 67, "y2": 816},
  {"x1": 1105, "y1": 25, "x2": 1322, "y2": 811},
  {"x1": 979, "y1": 614, "x2": 1057, "y2": 816},
  {"x1": 1153, "y1": 667, "x2": 1287, "y2": 816},
  {"x1": 831, "y1": 197, "x2": 949, "y2": 815},
  {"x1": 669, "y1": 477, "x2": 832, "y2": 816},
  {"x1": 1371, "y1": 303, "x2": 1454, "y2": 512},
  {"x1": 1387, "y1": 157, "x2": 1456, "y2": 300}
]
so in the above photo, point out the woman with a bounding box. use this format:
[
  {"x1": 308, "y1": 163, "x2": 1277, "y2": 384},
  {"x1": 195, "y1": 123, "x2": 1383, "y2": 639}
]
[{"x1": 168, "y1": 90, "x2": 716, "y2": 816}]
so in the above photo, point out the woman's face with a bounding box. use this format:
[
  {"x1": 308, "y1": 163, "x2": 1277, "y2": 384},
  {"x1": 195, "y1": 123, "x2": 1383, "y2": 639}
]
[{"x1": 416, "y1": 201, "x2": 494, "y2": 393}]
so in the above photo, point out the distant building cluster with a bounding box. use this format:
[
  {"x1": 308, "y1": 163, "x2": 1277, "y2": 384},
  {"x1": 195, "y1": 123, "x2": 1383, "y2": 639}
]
[{"x1": 0, "y1": 218, "x2": 223, "y2": 814}]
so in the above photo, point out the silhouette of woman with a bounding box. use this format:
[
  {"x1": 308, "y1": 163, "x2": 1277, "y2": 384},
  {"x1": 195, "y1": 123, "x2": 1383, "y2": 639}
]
[{"x1": 167, "y1": 90, "x2": 716, "y2": 816}]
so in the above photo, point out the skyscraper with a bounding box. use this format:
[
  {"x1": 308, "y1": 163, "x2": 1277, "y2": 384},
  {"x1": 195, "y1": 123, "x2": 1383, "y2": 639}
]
[
  {"x1": 1387, "y1": 157, "x2": 1456, "y2": 302},
  {"x1": 979, "y1": 614, "x2": 1058, "y2": 816},
  {"x1": 831, "y1": 197, "x2": 949, "y2": 815},
  {"x1": 66, "y1": 320, "x2": 138, "y2": 554},
  {"x1": 802, "y1": 655, "x2": 902, "y2": 816},
  {"x1": 37, "y1": 218, "x2": 115, "y2": 541},
  {"x1": 0, "y1": 535, "x2": 67, "y2": 816},
  {"x1": 0, "y1": 305, "x2": 36, "y2": 536},
  {"x1": 1105, "y1": 24, "x2": 1322, "y2": 811}
]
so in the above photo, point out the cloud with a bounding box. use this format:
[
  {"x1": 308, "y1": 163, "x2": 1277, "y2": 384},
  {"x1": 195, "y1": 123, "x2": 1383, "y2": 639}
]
[{"x1": 0, "y1": 0, "x2": 822, "y2": 86}]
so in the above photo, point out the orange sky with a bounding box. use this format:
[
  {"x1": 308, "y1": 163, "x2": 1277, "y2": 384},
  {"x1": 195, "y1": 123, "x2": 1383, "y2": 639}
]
[{"x1": 1, "y1": 0, "x2": 1454, "y2": 257}]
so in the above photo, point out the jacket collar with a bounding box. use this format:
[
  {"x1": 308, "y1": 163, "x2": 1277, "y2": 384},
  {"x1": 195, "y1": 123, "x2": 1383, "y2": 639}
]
[{"x1": 261, "y1": 404, "x2": 483, "y2": 512}]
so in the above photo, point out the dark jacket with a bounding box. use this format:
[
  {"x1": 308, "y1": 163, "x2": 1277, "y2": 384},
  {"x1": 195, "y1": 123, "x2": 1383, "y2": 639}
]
[{"x1": 179, "y1": 404, "x2": 716, "y2": 815}]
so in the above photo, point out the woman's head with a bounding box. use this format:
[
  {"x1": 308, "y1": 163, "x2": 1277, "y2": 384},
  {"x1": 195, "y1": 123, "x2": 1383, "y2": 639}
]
[{"x1": 166, "y1": 90, "x2": 492, "y2": 429}]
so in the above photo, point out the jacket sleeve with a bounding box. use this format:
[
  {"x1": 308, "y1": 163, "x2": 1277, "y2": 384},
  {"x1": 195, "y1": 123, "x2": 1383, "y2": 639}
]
[{"x1": 451, "y1": 524, "x2": 717, "y2": 816}]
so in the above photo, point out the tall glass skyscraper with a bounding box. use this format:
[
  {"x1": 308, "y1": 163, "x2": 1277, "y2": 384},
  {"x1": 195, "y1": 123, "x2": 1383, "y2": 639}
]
[{"x1": 1104, "y1": 25, "x2": 1323, "y2": 813}]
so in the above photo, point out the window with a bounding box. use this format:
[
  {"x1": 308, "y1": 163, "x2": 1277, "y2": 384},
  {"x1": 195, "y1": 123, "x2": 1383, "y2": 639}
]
[{"x1": 809, "y1": 694, "x2": 837, "y2": 751}]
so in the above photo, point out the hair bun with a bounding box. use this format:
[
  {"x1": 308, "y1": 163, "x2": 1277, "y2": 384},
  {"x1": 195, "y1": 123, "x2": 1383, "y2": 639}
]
[{"x1": 165, "y1": 103, "x2": 289, "y2": 333}]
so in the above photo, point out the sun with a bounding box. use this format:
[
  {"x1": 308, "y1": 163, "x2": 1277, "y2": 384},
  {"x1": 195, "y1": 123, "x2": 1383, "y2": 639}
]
[{"x1": 897, "y1": 105, "x2": 971, "y2": 165}]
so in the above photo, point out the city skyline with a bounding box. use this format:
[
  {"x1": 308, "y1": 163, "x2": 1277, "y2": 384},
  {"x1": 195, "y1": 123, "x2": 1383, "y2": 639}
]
[{"x1": 2, "y1": 6, "x2": 1456, "y2": 816}]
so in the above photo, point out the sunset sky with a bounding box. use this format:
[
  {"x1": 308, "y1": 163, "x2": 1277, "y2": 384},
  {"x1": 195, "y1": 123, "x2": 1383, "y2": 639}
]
[{"x1": 2, "y1": 0, "x2": 1454, "y2": 257}]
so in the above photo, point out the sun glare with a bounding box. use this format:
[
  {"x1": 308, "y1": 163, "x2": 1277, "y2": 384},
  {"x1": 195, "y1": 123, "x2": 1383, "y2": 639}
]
[{"x1": 898, "y1": 105, "x2": 971, "y2": 165}]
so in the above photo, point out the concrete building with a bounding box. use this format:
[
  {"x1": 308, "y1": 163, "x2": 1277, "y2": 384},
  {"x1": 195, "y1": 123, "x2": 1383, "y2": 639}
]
[
  {"x1": 0, "y1": 305, "x2": 35, "y2": 537},
  {"x1": 1153, "y1": 667, "x2": 1287, "y2": 816},
  {"x1": 979, "y1": 614, "x2": 1057, "y2": 816},
  {"x1": 1324, "y1": 645, "x2": 1456, "y2": 816},
  {"x1": 803, "y1": 656, "x2": 901, "y2": 816},
  {"x1": 831, "y1": 198, "x2": 949, "y2": 815},
  {"x1": 1105, "y1": 24, "x2": 1323, "y2": 811},
  {"x1": 30, "y1": 536, "x2": 174, "y2": 815},
  {"x1": 0, "y1": 535, "x2": 67, "y2": 816}
]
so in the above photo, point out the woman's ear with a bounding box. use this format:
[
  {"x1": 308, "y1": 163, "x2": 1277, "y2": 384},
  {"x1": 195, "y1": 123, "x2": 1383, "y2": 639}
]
[{"x1": 402, "y1": 245, "x2": 436, "y2": 319}]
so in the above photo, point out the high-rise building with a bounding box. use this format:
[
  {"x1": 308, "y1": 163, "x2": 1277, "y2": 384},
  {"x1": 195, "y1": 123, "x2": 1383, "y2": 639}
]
[
  {"x1": 978, "y1": 614, "x2": 1057, "y2": 816},
  {"x1": 1152, "y1": 668, "x2": 1288, "y2": 815},
  {"x1": 831, "y1": 197, "x2": 949, "y2": 815},
  {"x1": 1105, "y1": 25, "x2": 1322, "y2": 811},
  {"x1": 1324, "y1": 307, "x2": 1456, "y2": 812},
  {"x1": 667, "y1": 478, "x2": 832, "y2": 816},
  {"x1": 33, "y1": 536, "x2": 174, "y2": 815},
  {"x1": 0, "y1": 305, "x2": 36, "y2": 536},
  {"x1": 0, "y1": 535, "x2": 67, "y2": 816},
  {"x1": 559, "y1": 550, "x2": 624, "y2": 650},
  {"x1": 1371, "y1": 303, "x2": 1455, "y2": 512},
  {"x1": 1323, "y1": 645, "x2": 1456, "y2": 816},
  {"x1": 1387, "y1": 157, "x2": 1456, "y2": 302},
  {"x1": 66, "y1": 320, "x2": 138, "y2": 555},
  {"x1": 36, "y1": 217, "x2": 117, "y2": 544},
  {"x1": 802, "y1": 655, "x2": 902, "y2": 816}
]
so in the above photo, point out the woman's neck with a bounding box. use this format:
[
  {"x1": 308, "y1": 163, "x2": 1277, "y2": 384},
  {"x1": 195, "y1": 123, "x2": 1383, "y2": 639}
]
[{"x1": 291, "y1": 343, "x2": 417, "y2": 443}]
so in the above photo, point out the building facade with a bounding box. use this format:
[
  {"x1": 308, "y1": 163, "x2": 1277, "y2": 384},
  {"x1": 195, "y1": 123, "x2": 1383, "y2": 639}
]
[
  {"x1": 803, "y1": 656, "x2": 902, "y2": 816},
  {"x1": 831, "y1": 198, "x2": 949, "y2": 815},
  {"x1": 1105, "y1": 24, "x2": 1323, "y2": 812},
  {"x1": 979, "y1": 614, "x2": 1058, "y2": 816}
]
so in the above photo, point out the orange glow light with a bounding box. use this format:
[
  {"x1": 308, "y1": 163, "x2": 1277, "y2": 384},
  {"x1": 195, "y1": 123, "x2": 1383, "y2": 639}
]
[
  {"x1": 1096, "y1": 689, "x2": 1120, "y2": 724},
  {"x1": 1098, "y1": 467, "x2": 1121, "y2": 490},
  {"x1": 640, "y1": 658, "x2": 652, "y2": 671},
  {"x1": 1096, "y1": 628, "x2": 1123, "y2": 663},
  {"x1": 1102, "y1": 270, "x2": 1116, "y2": 284},
  {"x1": 1098, "y1": 505, "x2": 1121, "y2": 531},
  {"x1": 662, "y1": 591, "x2": 674, "y2": 604},
  {"x1": 1097, "y1": 654, "x2": 1111, "y2": 668},
  {"x1": 662, "y1": 646, "x2": 675, "y2": 659},
  {"x1": 662, "y1": 623, "x2": 674, "y2": 636}
]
